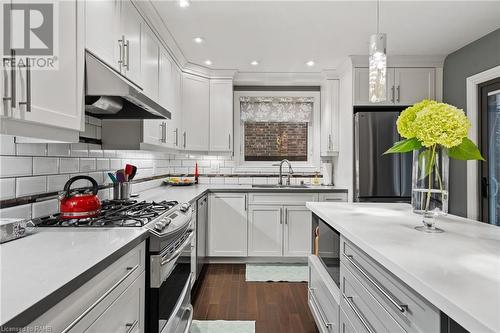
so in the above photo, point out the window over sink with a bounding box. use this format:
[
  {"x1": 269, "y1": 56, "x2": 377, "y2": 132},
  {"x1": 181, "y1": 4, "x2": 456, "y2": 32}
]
[{"x1": 234, "y1": 91, "x2": 321, "y2": 172}]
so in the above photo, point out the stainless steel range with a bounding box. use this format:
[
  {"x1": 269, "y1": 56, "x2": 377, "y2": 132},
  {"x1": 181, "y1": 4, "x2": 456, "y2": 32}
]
[{"x1": 35, "y1": 199, "x2": 195, "y2": 333}]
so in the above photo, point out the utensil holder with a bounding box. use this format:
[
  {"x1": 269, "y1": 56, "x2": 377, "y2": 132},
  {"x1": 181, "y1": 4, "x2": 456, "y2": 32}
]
[{"x1": 113, "y1": 182, "x2": 132, "y2": 200}]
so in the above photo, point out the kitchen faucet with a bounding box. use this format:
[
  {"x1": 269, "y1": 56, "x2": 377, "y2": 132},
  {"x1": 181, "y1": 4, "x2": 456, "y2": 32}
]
[{"x1": 276, "y1": 159, "x2": 293, "y2": 186}]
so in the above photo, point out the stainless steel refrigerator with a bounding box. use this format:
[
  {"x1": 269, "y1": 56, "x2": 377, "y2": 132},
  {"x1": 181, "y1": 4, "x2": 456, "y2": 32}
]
[{"x1": 354, "y1": 109, "x2": 412, "y2": 202}]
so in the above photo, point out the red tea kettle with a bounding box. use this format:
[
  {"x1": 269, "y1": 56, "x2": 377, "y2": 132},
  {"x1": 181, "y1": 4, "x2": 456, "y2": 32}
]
[{"x1": 59, "y1": 176, "x2": 101, "y2": 219}]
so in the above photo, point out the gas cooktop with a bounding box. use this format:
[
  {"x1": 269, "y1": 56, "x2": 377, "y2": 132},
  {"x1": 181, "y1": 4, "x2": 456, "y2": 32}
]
[{"x1": 34, "y1": 200, "x2": 178, "y2": 228}]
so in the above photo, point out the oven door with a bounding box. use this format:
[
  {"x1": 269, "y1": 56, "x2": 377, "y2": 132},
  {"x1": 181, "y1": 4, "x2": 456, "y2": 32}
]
[
  {"x1": 150, "y1": 229, "x2": 194, "y2": 333},
  {"x1": 312, "y1": 214, "x2": 340, "y2": 287}
]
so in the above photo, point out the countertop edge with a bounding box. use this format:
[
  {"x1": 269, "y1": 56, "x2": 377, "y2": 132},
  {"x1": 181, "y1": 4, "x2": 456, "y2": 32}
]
[
  {"x1": 306, "y1": 202, "x2": 496, "y2": 333},
  {"x1": 1, "y1": 231, "x2": 150, "y2": 329}
]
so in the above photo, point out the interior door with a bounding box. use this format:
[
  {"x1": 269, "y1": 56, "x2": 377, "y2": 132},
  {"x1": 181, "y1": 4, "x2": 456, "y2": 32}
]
[
  {"x1": 248, "y1": 205, "x2": 283, "y2": 257},
  {"x1": 355, "y1": 111, "x2": 401, "y2": 200},
  {"x1": 480, "y1": 79, "x2": 500, "y2": 225}
]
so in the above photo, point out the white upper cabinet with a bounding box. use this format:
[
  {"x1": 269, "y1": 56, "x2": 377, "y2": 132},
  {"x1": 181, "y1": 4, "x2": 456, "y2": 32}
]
[
  {"x1": 209, "y1": 79, "x2": 233, "y2": 152},
  {"x1": 181, "y1": 73, "x2": 209, "y2": 151},
  {"x1": 6, "y1": 0, "x2": 84, "y2": 132},
  {"x1": 354, "y1": 67, "x2": 435, "y2": 106},
  {"x1": 85, "y1": 0, "x2": 121, "y2": 71},
  {"x1": 168, "y1": 66, "x2": 182, "y2": 149},
  {"x1": 393, "y1": 68, "x2": 435, "y2": 105},
  {"x1": 119, "y1": 0, "x2": 142, "y2": 85},
  {"x1": 141, "y1": 24, "x2": 159, "y2": 102},
  {"x1": 159, "y1": 50, "x2": 174, "y2": 112},
  {"x1": 321, "y1": 79, "x2": 340, "y2": 155}
]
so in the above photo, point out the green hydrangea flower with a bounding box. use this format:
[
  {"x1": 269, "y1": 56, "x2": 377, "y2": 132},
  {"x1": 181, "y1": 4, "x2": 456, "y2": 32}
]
[
  {"x1": 412, "y1": 103, "x2": 470, "y2": 148},
  {"x1": 397, "y1": 99, "x2": 437, "y2": 139}
]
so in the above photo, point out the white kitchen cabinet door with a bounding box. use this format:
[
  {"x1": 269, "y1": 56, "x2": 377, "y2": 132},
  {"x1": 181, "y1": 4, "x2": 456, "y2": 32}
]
[
  {"x1": 248, "y1": 205, "x2": 283, "y2": 257},
  {"x1": 283, "y1": 206, "x2": 312, "y2": 257},
  {"x1": 142, "y1": 120, "x2": 165, "y2": 146},
  {"x1": 208, "y1": 193, "x2": 247, "y2": 257},
  {"x1": 209, "y1": 79, "x2": 233, "y2": 152},
  {"x1": 84, "y1": 271, "x2": 145, "y2": 333},
  {"x1": 159, "y1": 50, "x2": 174, "y2": 112},
  {"x1": 12, "y1": 0, "x2": 83, "y2": 131},
  {"x1": 85, "y1": 0, "x2": 120, "y2": 71},
  {"x1": 168, "y1": 65, "x2": 182, "y2": 148},
  {"x1": 394, "y1": 68, "x2": 435, "y2": 105},
  {"x1": 321, "y1": 79, "x2": 339, "y2": 155},
  {"x1": 141, "y1": 24, "x2": 159, "y2": 102},
  {"x1": 181, "y1": 73, "x2": 209, "y2": 151},
  {"x1": 353, "y1": 67, "x2": 396, "y2": 105},
  {"x1": 0, "y1": 1, "x2": 12, "y2": 119},
  {"x1": 120, "y1": 0, "x2": 142, "y2": 86}
]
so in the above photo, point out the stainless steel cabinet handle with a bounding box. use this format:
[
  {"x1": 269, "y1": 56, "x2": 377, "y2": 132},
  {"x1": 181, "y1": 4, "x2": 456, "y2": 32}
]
[
  {"x1": 244, "y1": 195, "x2": 247, "y2": 211},
  {"x1": 18, "y1": 58, "x2": 31, "y2": 112},
  {"x1": 182, "y1": 305, "x2": 194, "y2": 333},
  {"x1": 396, "y1": 85, "x2": 400, "y2": 103},
  {"x1": 284, "y1": 208, "x2": 288, "y2": 224},
  {"x1": 228, "y1": 133, "x2": 231, "y2": 150},
  {"x1": 328, "y1": 134, "x2": 332, "y2": 150},
  {"x1": 183, "y1": 131, "x2": 186, "y2": 148},
  {"x1": 344, "y1": 295, "x2": 374, "y2": 333},
  {"x1": 159, "y1": 122, "x2": 166, "y2": 143},
  {"x1": 279, "y1": 207, "x2": 283, "y2": 224},
  {"x1": 11, "y1": 50, "x2": 16, "y2": 108},
  {"x1": 118, "y1": 37, "x2": 124, "y2": 69},
  {"x1": 61, "y1": 264, "x2": 139, "y2": 332},
  {"x1": 391, "y1": 86, "x2": 395, "y2": 103},
  {"x1": 124, "y1": 39, "x2": 130, "y2": 70},
  {"x1": 343, "y1": 253, "x2": 408, "y2": 313},
  {"x1": 309, "y1": 288, "x2": 333, "y2": 329},
  {"x1": 125, "y1": 320, "x2": 138, "y2": 333},
  {"x1": 174, "y1": 128, "x2": 179, "y2": 146}
]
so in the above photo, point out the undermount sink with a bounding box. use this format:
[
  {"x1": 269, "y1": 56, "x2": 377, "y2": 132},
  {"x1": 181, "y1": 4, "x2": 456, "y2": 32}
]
[{"x1": 251, "y1": 184, "x2": 309, "y2": 189}]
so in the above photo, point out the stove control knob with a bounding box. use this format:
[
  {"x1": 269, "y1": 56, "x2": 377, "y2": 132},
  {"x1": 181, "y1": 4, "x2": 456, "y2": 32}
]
[
  {"x1": 180, "y1": 203, "x2": 190, "y2": 212},
  {"x1": 154, "y1": 222, "x2": 164, "y2": 231},
  {"x1": 164, "y1": 218, "x2": 172, "y2": 226}
]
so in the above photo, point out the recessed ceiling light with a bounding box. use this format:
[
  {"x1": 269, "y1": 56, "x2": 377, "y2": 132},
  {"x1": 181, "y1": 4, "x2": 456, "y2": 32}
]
[
  {"x1": 204, "y1": 60, "x2": 212, "y2": 66},
  {"x1": 306, "y1": 60, "x2": 315, "y2": 67},
  {"x1": 179, "y1": 0, "x2": 190, "y2": 8},
  {"x1": 250, "y1": 60, "x2": 259, "y2": 66},
  {"x1": 193, "y1": 37, "x2": 205, "y2": 44}
]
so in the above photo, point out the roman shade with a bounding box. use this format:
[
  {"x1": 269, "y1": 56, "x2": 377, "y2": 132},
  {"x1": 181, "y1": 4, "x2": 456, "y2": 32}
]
[{"x1": 240, "y1": 96, "x2": 313, "y2": 122}]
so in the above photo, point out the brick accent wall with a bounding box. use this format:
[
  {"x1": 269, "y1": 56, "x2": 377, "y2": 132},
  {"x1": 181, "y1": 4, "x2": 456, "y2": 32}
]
[{"x1": 244, "y1": 122, "x2": 308, "y2": 161}]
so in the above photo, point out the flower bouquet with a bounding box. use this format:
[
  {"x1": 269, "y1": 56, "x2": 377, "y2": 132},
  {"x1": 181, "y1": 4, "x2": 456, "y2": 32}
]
[{"x1": 385, "y1": 100, "x2": 484, "y2": 232}]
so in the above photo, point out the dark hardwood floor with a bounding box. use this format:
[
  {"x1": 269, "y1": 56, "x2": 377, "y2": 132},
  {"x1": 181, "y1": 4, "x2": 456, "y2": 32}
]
[{"x1": 192, "y1": 264, "x2": 319, "y2": 333}]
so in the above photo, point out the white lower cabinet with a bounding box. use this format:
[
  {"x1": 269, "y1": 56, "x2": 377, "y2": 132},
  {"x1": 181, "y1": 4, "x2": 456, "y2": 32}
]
[
  {"x1": 208, "y1": 193, "x2": 247, "y2": 257},
  {"x1": 84, "y1": 271, "x2": 145, "y2": 333},
  {"x1": 26, "y1": 241, "x2": 146, "y2": 333},
  {"x1": 283, "y1": 206, "x2": 312, "y2": 257},
  {"x1": 248, "y1": 205, "x2": 282, "y2": 256}
]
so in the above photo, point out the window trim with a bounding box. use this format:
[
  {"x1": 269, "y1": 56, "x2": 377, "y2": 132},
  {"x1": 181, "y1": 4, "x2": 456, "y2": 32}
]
[{"x1": 233, "y1": 91, "x2": 321, "y2": 172}]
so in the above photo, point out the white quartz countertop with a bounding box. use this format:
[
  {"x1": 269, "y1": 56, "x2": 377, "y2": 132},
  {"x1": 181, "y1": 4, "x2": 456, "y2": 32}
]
[
  {"x1": 0, "y1": 228, "x2": 148, "y2": 327},
  {"x1": 306, "y1": 202, "x2": 500, "y2": 333},
  {"x1": 136, "y1": 184, "x2": 346, "y2": 204}
]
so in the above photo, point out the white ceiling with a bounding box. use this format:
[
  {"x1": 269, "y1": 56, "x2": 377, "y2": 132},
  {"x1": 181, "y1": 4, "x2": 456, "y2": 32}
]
[{"x1": 152, "y1": 1, "x2": 500, "y2": 72}]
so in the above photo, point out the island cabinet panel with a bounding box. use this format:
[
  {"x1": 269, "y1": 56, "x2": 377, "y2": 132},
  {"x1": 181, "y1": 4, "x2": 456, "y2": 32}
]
[
  {"x1": 308, "y1": 256, "x2": 340, "y2": 333},
  {"x1": 339, "y1": 309, "x2": 357, "y2": 333},
  {"x1": 340, "y1": 237, "x2": 440, "y2": 333},
  {"x1": 26, "y1": 241, "x2": 146, "y2": 332},
  {"x1": 207, "y1": 193, "x2": 247, "y2": 257}
]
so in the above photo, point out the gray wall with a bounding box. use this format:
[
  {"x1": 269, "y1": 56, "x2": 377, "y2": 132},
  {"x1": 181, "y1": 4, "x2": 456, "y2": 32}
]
[{"x1": 443, "y1": 28, "x2": 500, "y2": 217}]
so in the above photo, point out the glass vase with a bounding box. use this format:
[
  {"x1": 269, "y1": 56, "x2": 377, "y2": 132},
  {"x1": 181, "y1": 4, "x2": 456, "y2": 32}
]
[{"x1": 411, "y1": 146, "x2": 449, "y2": 233}]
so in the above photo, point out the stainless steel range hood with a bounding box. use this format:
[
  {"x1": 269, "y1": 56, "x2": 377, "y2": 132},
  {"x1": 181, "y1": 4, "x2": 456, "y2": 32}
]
[{"x1": 85, "y1": 52, "x2": 171, "y2": 119}]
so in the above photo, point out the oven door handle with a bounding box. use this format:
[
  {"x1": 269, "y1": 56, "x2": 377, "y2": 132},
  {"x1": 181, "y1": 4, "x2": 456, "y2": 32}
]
[
  {"x1": 160, "y1": 230, "x2": 195, "y2": 266},
  {"x1": 182, "y1": 305, "x2": 194, "y2": 333}
]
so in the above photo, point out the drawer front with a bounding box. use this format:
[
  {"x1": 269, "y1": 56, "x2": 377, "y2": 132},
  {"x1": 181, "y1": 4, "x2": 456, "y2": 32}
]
[
  {"x1": 309, "y1": 256, "x2": 339, "y2": 333},
  {"x1": 249, "y1": 193, "x2": 318, "y2": 205},
  {"x1": 28, "y1": 241, "x2": 146, "y2": 332},
  {"x1": 340, "y1": 309, "x2": 358, "y2": 333},
  {"x1": 341, "y1": 262, "x2": 406, "y2": 333},
  {"x1": 341, "y1": 238, "x2": 439, "y2": 333},
  {"x1": 319, "y1": 193, "x2": 348, "y2": 202},
  {"x1": 85, "y1": 271, "x2": 145, "y2": 333}
]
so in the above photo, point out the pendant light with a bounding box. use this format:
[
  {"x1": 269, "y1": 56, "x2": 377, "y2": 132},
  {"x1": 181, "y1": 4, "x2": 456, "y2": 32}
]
[{"x1": 369, "y1": 0, "x2": 387, "y2": 103}]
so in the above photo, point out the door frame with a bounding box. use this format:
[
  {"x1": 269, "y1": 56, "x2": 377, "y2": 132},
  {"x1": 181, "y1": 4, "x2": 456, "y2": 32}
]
[
  {"x1": 479, "y1": 79, "x2": 500, "y2": 223},
  {"x1": 465, "y1": 65, "x2": 500, "y2": 220}
]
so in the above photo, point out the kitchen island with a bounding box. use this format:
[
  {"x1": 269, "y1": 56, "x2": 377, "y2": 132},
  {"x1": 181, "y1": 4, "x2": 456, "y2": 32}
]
[{"x1": 306, "y1": 202, "x2": 500, "y2": 333}]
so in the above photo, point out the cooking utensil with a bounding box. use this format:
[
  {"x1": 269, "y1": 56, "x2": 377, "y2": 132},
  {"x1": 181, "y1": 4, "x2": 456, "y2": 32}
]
[
  {"x1": 129, "y1": 165, "x2": 137, "y2": 180},
  {"x1": 107, "y1": 172, "x2": 118, "y2": 184},
  {"x1": 116, "y1": 169, "x2": 126, "y2": 183},
  {"x1": 59, "y1": 176, "x2": 101, "y2": 219},
  {"x1": 125, "y1": 164, "x2": 134, "y2": 181}
]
